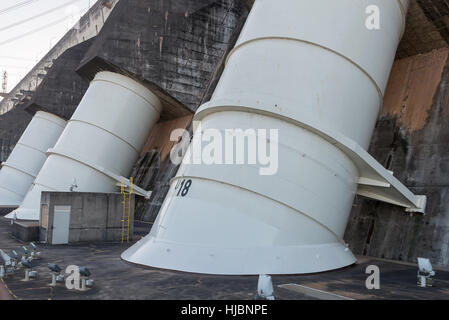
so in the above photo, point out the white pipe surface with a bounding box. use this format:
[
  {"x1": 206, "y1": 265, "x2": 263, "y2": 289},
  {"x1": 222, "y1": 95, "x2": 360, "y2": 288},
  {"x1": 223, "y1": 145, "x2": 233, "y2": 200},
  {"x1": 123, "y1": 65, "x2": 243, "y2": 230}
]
[
  {"x1": 0, "y1": 111, "x2": 66, "y2": 209},
  {"x1": 123, "y1": 0, "x2": 410, "y2": 275},
  {"x1": 8, "y1": 72, "x2": 162, "y2": 220}
]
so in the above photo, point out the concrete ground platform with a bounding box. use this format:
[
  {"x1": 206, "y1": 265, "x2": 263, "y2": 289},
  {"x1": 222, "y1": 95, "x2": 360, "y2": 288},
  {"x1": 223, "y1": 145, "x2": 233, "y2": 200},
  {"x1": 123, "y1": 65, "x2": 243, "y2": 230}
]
[{"x1": 1, "y1": 216, "x2": 449, "y2": 300}]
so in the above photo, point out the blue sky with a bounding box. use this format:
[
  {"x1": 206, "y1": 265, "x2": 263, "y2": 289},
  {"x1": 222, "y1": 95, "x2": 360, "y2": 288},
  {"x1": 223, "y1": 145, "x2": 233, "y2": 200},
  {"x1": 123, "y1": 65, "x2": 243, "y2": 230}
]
[{"x1": 0, "y1": 0, "x2": 93, "y2": 101}]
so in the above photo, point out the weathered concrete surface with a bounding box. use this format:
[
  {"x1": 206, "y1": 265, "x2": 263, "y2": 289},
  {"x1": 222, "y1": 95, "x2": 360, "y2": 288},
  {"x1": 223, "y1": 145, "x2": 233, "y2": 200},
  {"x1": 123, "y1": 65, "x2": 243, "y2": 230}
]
[
  {"x1": 383, "y1": 48, "x2": 449, "y2": 131},
  {"x1": 12, "y1": 221, "x2": 39, "y2": 242},
  {"x1": 141, "y1": 115, "x2": 193, "y2": 161},
  {"x1": 25, "y1": 40, "x2": 93, "y2": 120},
  {"x1": 345, "y1": 48, "x2": 449, "y2": 268},
  {"x1": 398, "y1": 0, "x2": 448, "y2": 59},
  {"x1": 134, "y1": 151, "x2": 185, "y2": 222},
  {"x1": 0, "y1": 104, "x2": 32, "y2": 163},
  {"x1": 131, "y1": 116, "x2": 193, "y2": 221},
  {"x1": 39, "y1": 192, "x2": 135, "y2": 244},
  {"x1": 77, "y1": 0, "x2": 249, "y2": 119},
  {"x1": 133, "y1": 113, "x2": 207, "y2": 222}
]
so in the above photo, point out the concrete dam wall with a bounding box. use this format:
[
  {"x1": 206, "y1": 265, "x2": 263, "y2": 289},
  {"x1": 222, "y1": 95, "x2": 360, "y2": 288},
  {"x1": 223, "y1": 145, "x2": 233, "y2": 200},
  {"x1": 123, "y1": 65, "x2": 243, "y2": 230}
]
[
  {"x1": 345, "y1": 48, "x2": 449, "y2": 268},
  {"x1": 2, "y1": 0, "x2": 449, "y2": 270}
]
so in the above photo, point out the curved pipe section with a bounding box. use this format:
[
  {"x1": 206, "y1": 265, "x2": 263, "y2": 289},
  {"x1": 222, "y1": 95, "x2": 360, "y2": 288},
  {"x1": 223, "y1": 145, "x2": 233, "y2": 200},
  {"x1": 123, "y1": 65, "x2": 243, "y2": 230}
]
[
  {"x1": 122, "y1": 0, "x2": 408, "y2": 275},
  {"x1": 0, "y1": 111, "x2": 66, "y2": 209},
  {"x1": 8, "y1": 72, "x2": 162, "y2": 220}
]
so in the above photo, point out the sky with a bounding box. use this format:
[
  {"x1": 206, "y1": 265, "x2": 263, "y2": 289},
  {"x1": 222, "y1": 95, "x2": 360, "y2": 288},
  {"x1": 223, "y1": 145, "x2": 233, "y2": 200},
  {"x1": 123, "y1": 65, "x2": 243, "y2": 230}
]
[{"x1": 0, "y1": 0, "x2": 94, "y2": 102}]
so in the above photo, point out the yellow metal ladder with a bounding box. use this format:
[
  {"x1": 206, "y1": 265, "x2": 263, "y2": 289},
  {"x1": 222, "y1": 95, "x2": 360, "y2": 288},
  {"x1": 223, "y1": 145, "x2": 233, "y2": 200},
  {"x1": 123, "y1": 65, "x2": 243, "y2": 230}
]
[{"x1": 121, "y1": 177, "x2": 133, "y2": 243}]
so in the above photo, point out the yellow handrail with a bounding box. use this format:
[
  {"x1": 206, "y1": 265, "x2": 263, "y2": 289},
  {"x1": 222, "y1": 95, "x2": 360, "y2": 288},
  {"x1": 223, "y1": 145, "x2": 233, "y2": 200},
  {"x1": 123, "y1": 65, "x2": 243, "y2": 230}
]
[{"x1": 121, "y1": 177, "x2": 132, "y2": 243}]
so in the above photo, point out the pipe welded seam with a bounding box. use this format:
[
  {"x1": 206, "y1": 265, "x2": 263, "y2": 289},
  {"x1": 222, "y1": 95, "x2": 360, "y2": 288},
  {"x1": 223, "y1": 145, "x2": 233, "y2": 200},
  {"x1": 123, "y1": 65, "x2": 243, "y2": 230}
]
[
  {"x1": 0, "y1": 162, "x2": 37, "y2": 178},
  {"x1": 195, "y1": 106, "x2": 365, "y2": 177},
  {"x1": 34, "y1": 114, "x2": 67, "y2": 129},
  {"x1": 170, "y1": 175, "x2": 346, "y2": 245},
  {"x1": 68, "y1": 119, "x2": 140, "y2": 155},
  {"x1": 0, "y1": 185, "x2": 24, "y2": 197},
  {"x1": 226, "y1": 37, "x2": 384, "y2": 115},
  {"x1": 90, "y1": 78, "x2": 162, "y2": 114},
  {"x1": 15, "y1": 142, "x2": 48, "y2": 155},
  {"x1": 45, "y1": 149, "x2": 121, "y2": 184}
]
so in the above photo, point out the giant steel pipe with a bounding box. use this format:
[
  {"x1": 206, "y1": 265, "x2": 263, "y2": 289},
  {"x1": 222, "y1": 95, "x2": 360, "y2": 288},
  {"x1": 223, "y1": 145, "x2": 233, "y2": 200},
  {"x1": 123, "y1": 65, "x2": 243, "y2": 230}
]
[
  {"x1": 0, "y1": 111, "x2": 66, "y2": 209},
  {"x1": 122, "y1": 0, "x2": 412, "y2": 275},
  {"x1": 8, "y1": 72, "x2": 162, "y2": 220}
]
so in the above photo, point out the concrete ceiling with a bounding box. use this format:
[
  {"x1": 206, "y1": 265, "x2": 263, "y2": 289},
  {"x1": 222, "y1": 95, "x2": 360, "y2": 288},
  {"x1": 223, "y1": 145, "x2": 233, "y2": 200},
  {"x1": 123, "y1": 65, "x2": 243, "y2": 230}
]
[{"x1": 398, "y1": 0, "x2": 449, "y2": 58}]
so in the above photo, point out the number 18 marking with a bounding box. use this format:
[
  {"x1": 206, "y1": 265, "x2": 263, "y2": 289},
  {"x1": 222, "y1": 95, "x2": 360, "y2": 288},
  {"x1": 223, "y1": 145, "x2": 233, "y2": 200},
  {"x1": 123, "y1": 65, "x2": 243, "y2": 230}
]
[{"x1": 175, "y1": 179, "x2": 192, "y2": 197}]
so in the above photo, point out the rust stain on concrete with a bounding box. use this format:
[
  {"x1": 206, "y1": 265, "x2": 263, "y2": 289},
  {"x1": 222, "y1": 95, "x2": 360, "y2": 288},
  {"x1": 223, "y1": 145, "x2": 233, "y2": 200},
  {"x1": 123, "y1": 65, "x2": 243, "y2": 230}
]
[
  {"x1": 141, "y1": 115, "x2": 193, "y2": 161},
  {"x1": 382, "y1": 48, "x2": 449, "y2": 131}
]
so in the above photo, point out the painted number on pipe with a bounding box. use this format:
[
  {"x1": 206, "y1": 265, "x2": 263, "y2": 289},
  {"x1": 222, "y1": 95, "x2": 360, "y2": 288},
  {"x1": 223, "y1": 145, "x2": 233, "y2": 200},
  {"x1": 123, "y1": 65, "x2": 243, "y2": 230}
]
[{"x1": 175, "y1": 179, "x2": 192, "y2": 197}]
